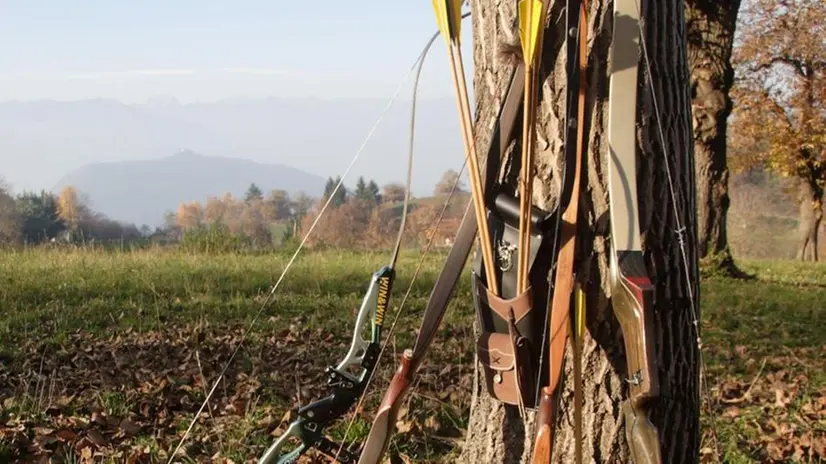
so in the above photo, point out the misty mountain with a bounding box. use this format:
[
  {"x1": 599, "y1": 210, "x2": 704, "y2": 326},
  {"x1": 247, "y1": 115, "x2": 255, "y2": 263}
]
[
  {"x1": 53, "y1": 150, "x2": 326, "y2": 227},
  {"x1": 0, "y1": 95, "x2": 463, "y2": 201}
]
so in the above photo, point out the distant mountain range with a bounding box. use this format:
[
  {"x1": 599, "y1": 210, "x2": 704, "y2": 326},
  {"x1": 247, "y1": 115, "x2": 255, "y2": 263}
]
[
  {"x1": 53, "y1": 150, "x2": 326, "y2": 227},
  {"x1": 0, "y1": 96, "x2": 464, "y2": 214}
]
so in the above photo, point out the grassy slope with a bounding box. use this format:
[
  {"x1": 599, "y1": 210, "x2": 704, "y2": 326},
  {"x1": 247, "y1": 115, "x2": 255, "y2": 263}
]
[{"x1": 1, "y1": 249, "x2": 825, "y2": 462}]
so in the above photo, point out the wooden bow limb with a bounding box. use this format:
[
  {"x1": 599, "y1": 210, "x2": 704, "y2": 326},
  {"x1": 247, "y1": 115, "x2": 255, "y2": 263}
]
[{"x1": 530, "y1": 0, "x2": 589, "y2": 462}]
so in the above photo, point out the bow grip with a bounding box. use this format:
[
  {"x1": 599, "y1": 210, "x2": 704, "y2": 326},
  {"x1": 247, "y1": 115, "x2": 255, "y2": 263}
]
[
  {"x1": 611, "y1": 250, "x2": 659, "y2": 404},
  {"x1": 611, "y1": 250, "x2": 661, "y2": 462},
  {"x1": 530, "y1": 387, "x2": 554, "y2": 464}
]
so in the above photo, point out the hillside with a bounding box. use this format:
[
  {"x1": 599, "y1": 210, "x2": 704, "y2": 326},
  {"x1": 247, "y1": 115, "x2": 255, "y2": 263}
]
[
  {"x1": 0, "y1": 96, "x2": 462, "y2": 197},
  {"x1": 53, "y1": 150, "x2": 325, "y2": 227}
]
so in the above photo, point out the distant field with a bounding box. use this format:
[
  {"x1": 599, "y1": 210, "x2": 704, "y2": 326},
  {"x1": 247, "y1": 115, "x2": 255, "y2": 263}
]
[{"x1": 1, "y1": 248, "x2": 824, "y2": 462}]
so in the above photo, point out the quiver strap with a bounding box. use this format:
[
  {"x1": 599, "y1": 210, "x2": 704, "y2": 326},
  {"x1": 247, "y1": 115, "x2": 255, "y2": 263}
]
[{"x1": 472, "y1": 193, "x2": 554, "y2": 409}]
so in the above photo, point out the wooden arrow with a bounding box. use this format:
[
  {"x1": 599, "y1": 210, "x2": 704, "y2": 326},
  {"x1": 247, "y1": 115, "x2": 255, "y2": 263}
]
[
  {"x1": 431, "y1": 0, "x2": 499, "y2": 295},
  {"x1": 515, "y1": 0, "x2": 548, "y2": 294}
]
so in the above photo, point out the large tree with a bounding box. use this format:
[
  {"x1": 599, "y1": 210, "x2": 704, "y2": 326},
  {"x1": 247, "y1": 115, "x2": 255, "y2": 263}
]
[
  {"x1": 730, "y1": 0, "x2": 826, "y2": 262},
  {"x1": 685, "y1": 0, "x2": 742, "y2": 271},
  {"x1": 451, "y1": 0, "x2": 704, "y2": 462}
]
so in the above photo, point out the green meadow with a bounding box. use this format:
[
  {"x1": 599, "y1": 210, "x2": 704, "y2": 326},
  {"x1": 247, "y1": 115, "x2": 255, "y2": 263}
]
[{"x1": 1, "y1": 248, "x2": 824, "y2": 462}]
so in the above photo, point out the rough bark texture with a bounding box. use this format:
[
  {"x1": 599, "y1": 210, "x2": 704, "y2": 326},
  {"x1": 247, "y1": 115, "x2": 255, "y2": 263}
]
[
  {"x1": 457, "y1": 0, "x2": 701, "y2": 462},
  {"x1": 684, "y1": 0, "x2": 740, "y2": 266},
  {"x1": 795, "y1": 177, "x2": 823, "y2": 262}
]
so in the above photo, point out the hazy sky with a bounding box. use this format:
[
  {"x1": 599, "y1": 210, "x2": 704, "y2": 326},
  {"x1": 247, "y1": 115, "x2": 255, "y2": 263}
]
[{"x1": 0, "y1": 0, "x2": 475, "y2": 103}]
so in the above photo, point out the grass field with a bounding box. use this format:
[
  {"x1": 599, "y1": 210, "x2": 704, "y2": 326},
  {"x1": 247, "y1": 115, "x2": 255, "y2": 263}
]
[{"x1": 1, "y1": 248, "x2": 825, "y2": 463}]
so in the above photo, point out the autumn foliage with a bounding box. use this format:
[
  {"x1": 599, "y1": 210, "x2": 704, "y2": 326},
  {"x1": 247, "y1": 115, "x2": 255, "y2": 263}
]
[{"x1": 731, "y1": 0, "x2": 826, "y2": 259}]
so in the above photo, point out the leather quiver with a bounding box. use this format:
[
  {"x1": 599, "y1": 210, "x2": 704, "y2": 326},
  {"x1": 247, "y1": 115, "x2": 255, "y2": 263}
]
[
  {"x1": 472, "y1": 277, "x2": 537, "y2": 407},
  {"x1": 477, "y1": 331, "x2": 534, "y2": 407},
  {"x1": 471, "y1": 193, "x2": 555, "y2": 409}
]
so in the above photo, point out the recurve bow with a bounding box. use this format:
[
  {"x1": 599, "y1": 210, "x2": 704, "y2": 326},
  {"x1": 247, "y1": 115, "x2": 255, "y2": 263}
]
[
  {"x1": 531, "y1": 0, "x2": 588, "y2": 462},
  {"x1": 606, "y1": 0, "x2": 660, "y2": 461},
  {"x1": 256, "y1": 27, "x2": 446, "y2": 464}
]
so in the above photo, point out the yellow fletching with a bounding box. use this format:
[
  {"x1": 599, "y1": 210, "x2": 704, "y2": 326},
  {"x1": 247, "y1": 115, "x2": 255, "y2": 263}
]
[
  {"x1": 432, "y1": 0, "x2": 463, "y2": 44},
  {"x1": 517, "y1": 0, "x2": 544, "y2": 65},
  {"x1": 575, "y1": 286, "x2": 585, "y2": 339},
  {"x1": 448, "y1": 0, "x2": 462, "y2": 39}
]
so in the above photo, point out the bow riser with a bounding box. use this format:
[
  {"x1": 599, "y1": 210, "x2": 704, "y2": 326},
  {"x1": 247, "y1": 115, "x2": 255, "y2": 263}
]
[
  {"x1": 258, "y1": 268, "x2": 393, "y2": 464},
  {"x1": 611, "y1": 251, "x2": 657, "y2": 400},
  {"x1": 337, "y1": 266, "x2": 394, "y2": 377}
]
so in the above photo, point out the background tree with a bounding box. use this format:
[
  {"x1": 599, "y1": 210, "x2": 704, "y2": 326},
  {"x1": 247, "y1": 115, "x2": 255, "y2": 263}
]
[
  {"x1": 322, "y1": 176, "x2": 347, "y2": 208},
  {"x1": 455, "y1": 1, "x2": 702, "y2": 461},
  {"x1": 175, "y1": 201, "x2": 204, "y2": 231},
  {"x1": 685, "y1": 0, "x2": 742, "y2": 272},
  {"x1": 56, "y1": 186, "x2": 88, "y2": 233},
  {"x1": 353, "y1": 176, "x2": 382, "y2": 209},
  {"x1": 354, "y1": 176, "x2": 369, "y2": 201},
  {"x1": 239, "y1": 200, "x2": 271, "y2": 246},
  {"x1": 731, "y1": 0, "x2": 826, "y2": 261},
  {"x1": 381, "y1": 183, "x2": 407, "y2": 203},
  {"x1": 16, "y1": 191, "x2": 65, "y2": 244},
  {"x1": 244, "y1": 183, "x2": 264, "y2": 203},
  {"x1": 291, "y1": 191, "x2": 314, "y2": 221},
  {"x1": 204, "y1": 195, "x2": 229, "y2": 224},
  {"x1": 367, "y1": 179, "x2": 381, "y2": 205},
  {"x1": 302, "y1": 198, "x2": 369, "y2": 248},
  {"x1": 433, "y1": 169, "x2": 465, "y2": 196},
  {"x1": 0, "y1": 182, "x2": 21, "y2": 245},
  {"x1": 263, "y1": 189, "x2": 292, "y2": 221}
]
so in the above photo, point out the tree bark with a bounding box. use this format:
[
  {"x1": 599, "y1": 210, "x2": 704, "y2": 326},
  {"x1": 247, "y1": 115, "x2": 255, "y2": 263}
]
[
  {"x1": 795, "y1": 178, "x2": 823, "y2": 262},
  {"x1": 684, "y1": 0, "x2": 740, "y2": 269},
  {"x1": 458, "y1": 1, "x2": 701, "y2": 462}
]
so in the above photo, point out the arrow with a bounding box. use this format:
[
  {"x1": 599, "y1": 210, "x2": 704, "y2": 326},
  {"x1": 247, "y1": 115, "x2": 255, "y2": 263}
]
[
  {"x1": 431, "y1": 0, "x2": 499, "y2": 296},
  {"x1": 515, "y1": 0, "x2": 548, "y2": 293}
]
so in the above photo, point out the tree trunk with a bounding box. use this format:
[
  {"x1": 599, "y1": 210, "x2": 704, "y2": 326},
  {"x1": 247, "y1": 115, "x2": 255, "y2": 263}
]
[
  {"x1": 459, "y1": 1, "x2": 701, "y2": 462},
  {"x1": 684, "y1": 0, "x2": 740, "y2": 270},
  {"x1": 795, "y1": 179, "x2": 823, "y2": 262}
]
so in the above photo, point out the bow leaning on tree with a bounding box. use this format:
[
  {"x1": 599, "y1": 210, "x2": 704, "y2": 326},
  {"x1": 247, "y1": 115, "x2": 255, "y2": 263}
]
[
  {"x1": 605, "y1": 0, "x2": 659, "y2": 461},
  {"x1": 531, "y1": 0, "x2": 588, "y2": 461},
  {"x1": 605, "y1": 0, "x2": 721, "y2": 460},
  {"x1": 165, "y1": 21, "x2": 470, "y2": 464},
  {"x1": 616, "y1": 0, "x2": 720, "y2": 460},
  {"x1": 257, "y1": 26, "x2": 450, "y2": 464}
]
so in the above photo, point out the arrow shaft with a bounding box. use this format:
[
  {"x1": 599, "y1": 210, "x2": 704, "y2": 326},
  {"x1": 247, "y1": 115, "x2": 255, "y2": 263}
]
[
  {"x1": 516, "y1": 0, "x2": 547, "y2": 294},
  {"x1": 441, "y1": 21, "x2": 499, "y2": 295}
]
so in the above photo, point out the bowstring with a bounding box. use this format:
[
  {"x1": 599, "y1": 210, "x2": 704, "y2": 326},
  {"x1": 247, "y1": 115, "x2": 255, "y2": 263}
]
[
  {"x1": 166, "y1": 40, "x2": 432, "y2": 463},
  {"x1": 332, "y1": 13, "x2": 475, "y2": 460},
  {"x1": 633, "y1": 0, "x2": 721, "y2": 459},
  {"x1": 333, "y1": 160, "x2": 470, "y2": 461}
]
